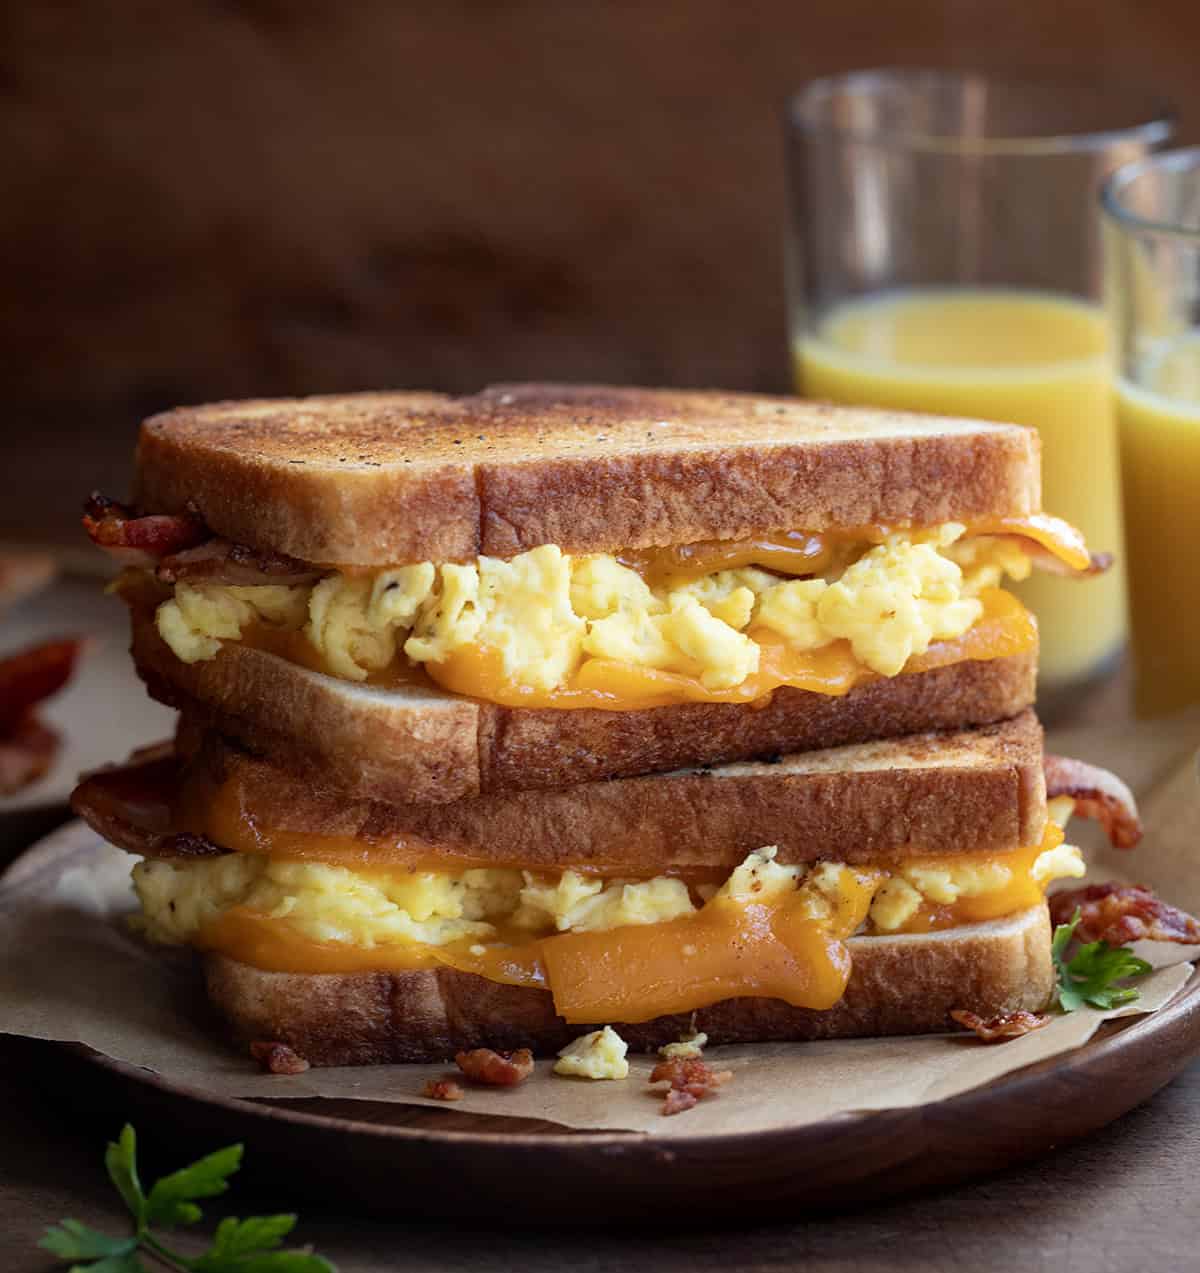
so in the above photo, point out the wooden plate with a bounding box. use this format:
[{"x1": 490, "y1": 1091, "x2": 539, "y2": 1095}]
[{"x1": 9, "y1": 829, "x2": 1200, "y2": 1222}]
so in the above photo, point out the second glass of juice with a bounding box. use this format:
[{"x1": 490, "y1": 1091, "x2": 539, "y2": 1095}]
[{"x1": 786, "y1": 70, "x2": 1171, "y2": 706}]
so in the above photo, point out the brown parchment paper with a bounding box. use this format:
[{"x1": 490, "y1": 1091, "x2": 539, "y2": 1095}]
[{"x1": 0, "y1": 710, "x2": 1197, "y2": 1138}]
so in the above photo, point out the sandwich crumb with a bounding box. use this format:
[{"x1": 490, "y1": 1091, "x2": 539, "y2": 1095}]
[
  {"x1": 949, "y1": 1008, "x2": 1050, "y2": 1043},
  {"x1": 649, "y1": 1056, "x2": 733, "y2": 1115},
  {"x1": 422, "y1": 1077, "x2": 465, "y2": 1101},
  {"x1": 249, "y1": 1040, "x2": 310, "y2": 1075},
  {"x1": 455, "y1": 1047, "x2": 535, "y2": 1086},
  {"x1": 658, "y1": 1030, "x2": 708, "y2": 1060},
  {"x1": 554, "y1": 1026, "x2": 630, "y2": 1080}
]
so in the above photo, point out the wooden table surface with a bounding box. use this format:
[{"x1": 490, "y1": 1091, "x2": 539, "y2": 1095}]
[{"x1": 2, "y1": 578, "x2": 1194, "y2": 1272}]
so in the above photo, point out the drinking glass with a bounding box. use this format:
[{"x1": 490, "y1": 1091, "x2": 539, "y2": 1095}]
[
  {"x1": 1102, "y1": 148, "x2": 1200, "y2": 717},
  {"x1": 786, "y1": 69, "x2": 1172, "y2": 708}
]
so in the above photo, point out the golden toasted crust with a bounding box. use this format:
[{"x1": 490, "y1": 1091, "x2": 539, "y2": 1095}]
[
  {"x1": 133, "y1": 385, "x2": 1041, "y2": 564},
  {"x1": 129, "y1": 599, "x2": 1038, "y2": 804},
  {"x1": 204, "y1": 905, "x2": 1054, "y2": 1065},
  {"x1": 167, "y1": 711, "x2": 1046, "y2": 872}
]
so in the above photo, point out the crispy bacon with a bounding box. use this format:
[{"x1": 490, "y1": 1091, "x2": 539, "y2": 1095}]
[
  {"x1": 0, "y1": 638, "x2": 83, "y2": 735},
  {"x1": 250, "y1": 1040, "x2": 311, "y2": 1074},
  {"x1": 0, "y1": 715, "x2": 59, "y2": 795},
  {"x1": 649, "y1": 1056, "x2": 733, "y2": 1115},
  {"x1": 950, "y1": 1008, "x2": 1050, "y2": 1042},
  {"x1": 422, "y1": 1077, "x2": 465, "y2": 1101},
  {"x1": 1049, "y1": 882, "x2": 1200, "y2": 947},
  {"x1": 70, "y1": 753, "x2": 227, "y2": 860},
  {"x1": 1044, "y1": 755, "x2": 1142, "y2": 849},
  {"x1": 82, "y1": 493, "x2": 206, "y2": 568},
  {"x1": 455, "y1": 1047, "x2": 535, "y2": 1087},
  {"x1": 1020, "y1": 541, "x2": 1112, "y2": 578},
  {"x1": 155, "y1": 538, "x2": 320, "y2": 588}
]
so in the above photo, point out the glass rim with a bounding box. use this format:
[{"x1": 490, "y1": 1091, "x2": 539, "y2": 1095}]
[
  {"x1": 1100, "y1": 146, "x2": 1200, "y2": 242},
  {"x1": 789, "y1": 67, "x2": 1174, "y2": 157}
]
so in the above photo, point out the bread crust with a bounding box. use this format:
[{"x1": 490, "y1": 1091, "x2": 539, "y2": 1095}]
[
  {"x1": 204, "y1": 905, "x2": 1055, "y2": 1065},
  {"x1": 134, "y1": 385, "x2": 1041, "y2": 564},
  {"x1": 130, "y1": 601, "x2": 1037, "y2": 805},
  {"x1": 160, "y1": 711, "x2": 1045, "y2": 872}
]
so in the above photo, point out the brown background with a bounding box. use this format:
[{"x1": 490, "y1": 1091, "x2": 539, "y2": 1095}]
[{"x1": 4, "y1": 0, "x2": 1199, "y2": 545}]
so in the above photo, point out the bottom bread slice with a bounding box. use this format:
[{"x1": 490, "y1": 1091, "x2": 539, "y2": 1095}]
[{"x1": 205, "y1": 904, "x2": 1054, "y2": 1066}]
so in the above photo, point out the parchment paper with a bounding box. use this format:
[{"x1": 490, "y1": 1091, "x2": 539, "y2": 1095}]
[{"x1": 0, "y1": 710, "x2": 1197, "y2": 1138}]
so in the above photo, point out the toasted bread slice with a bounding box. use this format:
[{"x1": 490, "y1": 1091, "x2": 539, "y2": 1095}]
[
  {"x1": 134, "y1": 385, "x2": 1040, "y2": 566},
  {"x1": 205, "y1": 905, "x2": 1054, "y2": 1065},
  {"x1": 76, "y1": 712, "x2": 1047, "y2": 874},
  {"x1": 130, "y1": 598, "x2": 1037, "y2": 804}
]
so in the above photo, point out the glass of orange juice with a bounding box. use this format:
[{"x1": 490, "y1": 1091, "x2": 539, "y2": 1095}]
[
  {"x1": 786, "y1": 70, "x2": 1172, "y2": 712},
  {"x1": 1102, "y1": 148, "x2": 1200, "y2": 716}
]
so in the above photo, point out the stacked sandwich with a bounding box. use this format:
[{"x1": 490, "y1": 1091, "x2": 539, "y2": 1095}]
[{"x1": 74, "y1": 384, "x2": 1141, "y2": 1066}]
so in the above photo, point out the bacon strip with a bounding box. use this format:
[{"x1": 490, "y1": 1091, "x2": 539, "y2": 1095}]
[
  {"x1": 155, "y1": 538, "x2": 321, "y2": 588},
  {"x1": 649, "y1": 1056, "x2": 733, "y2": 1115},
  {"x1": 0, "y1": 715, "x2": 59, "y2": 795},
  {"x1": 950, "y1": 1008, "x2": 1050, "y2": 1042},
  {"x1": 1044, "y1": 755, "x2": 1142, "y2": 849},
  {"x1": 0, "y1": 638, "x2": 83, "y2": 735},
  {"x1": 70, "y1": 754, "x2": 226, "y2": 860},
  {"x1": 250, "y1": 1040, "x2": 310, "y2": 1074},
  {"x1": 1049, "y1": 883, "x2": 1200, "y2": 947},
  {"x1": 82, "y1": 493, "x2": 207, "y2": 568},
  {"x1": 1020, "y1": 541, "x2": 1112, "y2": 578}
]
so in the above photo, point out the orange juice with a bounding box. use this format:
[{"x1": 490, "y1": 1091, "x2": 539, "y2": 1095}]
[
  {"x1": 1116, "y1": 333, "x2": 1200, "y2": 715},
  {"x1": 797, "y1": 289, "x2": 1125, "y2": 690}
]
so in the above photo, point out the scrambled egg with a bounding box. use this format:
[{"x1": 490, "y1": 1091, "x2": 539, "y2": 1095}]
[
  {"x1": 867, "y1": 843, "x2": 1085, "y2": 931},
  {"x1": 553, "y1": 1027, "x2": 630, "y2": 1080},
  {"x1": 153, "y1": 524, "x2": 1032, "y2": 692},
  {"x1": 659, "y1": 1030, "x2": 708, "y2": 1060},
  {"x1": 136, "y1": 839, "x2": 1087, "y2": 954}
]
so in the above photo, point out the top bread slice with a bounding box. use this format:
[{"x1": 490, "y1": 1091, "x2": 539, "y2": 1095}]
[{"x1": 133, "y1": 384, "x2": 1041, "y2": 565}]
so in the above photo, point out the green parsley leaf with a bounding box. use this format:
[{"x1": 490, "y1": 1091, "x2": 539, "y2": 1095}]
[
  {"x1": 103, "y1": 1127, "x2": 145, "y2": 1230},
  {"x1": 1052, "y1": 907, "x2": 1153, "y2": 1012},
  {"x1": 38, "y1": 1220, "x2": 137, "y2": 1261},
  {"x1": 70, "y1": 1252, "x2": 147, "y2": 1273},
  {"x1": 203, "y1": 1214, "x2": 298, "y2": 1259},
  {"x1": 143, "y1": 1143, "x2": 243, "y2": 1228},
  {"x1": 194, "y1": 1251, "x2": 336, "y2": 1273}
]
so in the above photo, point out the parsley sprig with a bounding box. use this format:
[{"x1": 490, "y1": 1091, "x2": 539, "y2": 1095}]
[
  {"x1": 1052, "y1": 907, "x2": 1153, "y2": 1013},
  {"x1": 40, "y1": 1125, "x2": 335, "y2": 1272}
]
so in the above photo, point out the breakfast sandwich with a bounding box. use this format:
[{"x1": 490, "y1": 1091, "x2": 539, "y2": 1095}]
[
  {"x1": 83, "y1": 384, "x2": 1105, "y2": 805},
  {"x1": 73, "y1": 711, "x2": 1142, "y2": 1063}
]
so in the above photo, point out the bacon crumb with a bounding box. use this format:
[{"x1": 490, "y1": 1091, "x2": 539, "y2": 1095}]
[
  {"x1": 1049, "y1": 882, "x2": 1200, "y2": 947},
  {"x1": 662, "y1": 1088, "x2": 700, "y2": 1116},
  {"x1": 649, "y1": 1056, "x2": 733, "y2": 1115},
  {"x1": 249, "y1": 1041, "x2": 310, "y2": 1074},
  {"x1": 455, "y1": 1047, "x2": 535, "y2": 1087},
  {"x1": 950, "y1": 1009, "x2": 1050, "y2": 1043},
  {"x1": 422, "y1": 1077, "x2": 465, "y2": 1101}
]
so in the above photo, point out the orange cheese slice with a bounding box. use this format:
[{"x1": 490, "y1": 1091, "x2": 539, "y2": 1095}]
[{"x1": 425, "y1": 587, "x2": 1035, "y2": 711}]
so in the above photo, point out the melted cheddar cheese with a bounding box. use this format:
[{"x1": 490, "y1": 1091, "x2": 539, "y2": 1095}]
[
  {"x1": 147, "y1": 515, "x2": 1090, "y2": 710},
  {"x1": 132, "y1": 830, "x2": 1082, "y2": 1026}
]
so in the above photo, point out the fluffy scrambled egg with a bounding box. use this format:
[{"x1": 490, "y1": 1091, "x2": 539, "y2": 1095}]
[
  {"x1": 153, "y1": 524, "x2": 1031, "y2": 692},
  {"x1": 134, "y1": 840, "x2": 1086, "y2": 952},
  {"x1": 553, "y1": 1026, "x2": 630, "y2": 1080}
]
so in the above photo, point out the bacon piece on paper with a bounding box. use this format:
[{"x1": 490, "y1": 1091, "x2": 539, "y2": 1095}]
[
  {"x1": 1049, "y1": 882, "x2": 1200, "y2": 947},
  {"x1": 950, "y1": 1008, "x2": 1050, "y2": 1043},
  {"x1": 1044, "y1": 755, "x2": 1142, "y2": 849},
  {"x1": 0, "y1": 715, "x2": 59, "y2": 794},
  {"x1": 82, "y1": 493, "x2": 207, "y2": 568},
  {"x1": 455, "y1": 1047, "x2": 535, "y2": 1087},
  {"x1": 649, "y1": 1056, "x2": 734, "y2": 1115},
  {"x1": 0, "y1": 638, "x2": 83, "y2": 735},
  {"x1": 250, "y1": 1040, "x2": 311, "y2": 1075},
  {"x1": 422, "y1": 1077, "x2": 465, "y2": 1101}
]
